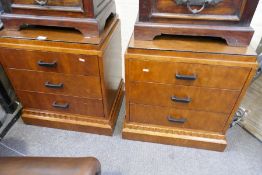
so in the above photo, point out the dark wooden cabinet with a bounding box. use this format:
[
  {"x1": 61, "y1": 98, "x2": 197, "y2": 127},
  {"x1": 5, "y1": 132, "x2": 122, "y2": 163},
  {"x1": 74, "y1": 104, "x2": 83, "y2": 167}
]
[
  {"x1": 135, "y1": 0, "x2": 259, "y2": 46},
  {"x1": 0, "y1": 0, "x2": 116, "y2": 38},
  {"x1": 123, "y1": 36, "x2": 257, "y2": 151},
  {"x1": 0, "y1": 16, "x2": 124, "y2": 136}
]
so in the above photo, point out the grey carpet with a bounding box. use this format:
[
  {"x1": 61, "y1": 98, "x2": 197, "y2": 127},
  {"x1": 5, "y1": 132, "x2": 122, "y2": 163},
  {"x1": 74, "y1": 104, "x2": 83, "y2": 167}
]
[{"x1": 0, "y1": 101, "x2": 261, "y2": 175}]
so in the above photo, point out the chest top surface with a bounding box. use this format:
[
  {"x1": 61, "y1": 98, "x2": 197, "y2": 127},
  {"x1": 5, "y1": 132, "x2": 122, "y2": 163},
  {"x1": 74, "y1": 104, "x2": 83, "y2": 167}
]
[{"x1": 128, "y1": 35, "x2": 257, "y2": 57}]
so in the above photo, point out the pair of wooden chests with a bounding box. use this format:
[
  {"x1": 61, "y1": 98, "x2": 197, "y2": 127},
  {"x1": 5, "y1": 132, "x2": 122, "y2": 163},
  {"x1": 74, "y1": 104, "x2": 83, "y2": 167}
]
[{"x1": 0, "y1": 0, "x2": 259, "y2": 151}]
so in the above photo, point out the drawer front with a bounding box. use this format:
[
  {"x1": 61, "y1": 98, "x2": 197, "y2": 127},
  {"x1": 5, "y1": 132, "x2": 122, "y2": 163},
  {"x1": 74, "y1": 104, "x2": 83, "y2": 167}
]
[
  {"x1": 154, "y1": 0, "x2": 245, "y2": 21},
  {"x1": 0, "y1": 48, "x2": 99, "y2": 76},
  {"x1": 17, "y1": 91, "x2": 104, "y2": 117},
  {"x1": 129, "y1": 82, "x2": 240, "y2": 113},
  {"x1": 130, "y1": 104, "x2": 228, "y2": 133},
  {"x1": 12, "y1": 0, "x2": 82, "y2": 7},
  {"x1": 8, "y1": 69, "x2": 102, "y2": 99},
  {"x1": 129, "y1": 60, "x2": 250, "y2": 90}
]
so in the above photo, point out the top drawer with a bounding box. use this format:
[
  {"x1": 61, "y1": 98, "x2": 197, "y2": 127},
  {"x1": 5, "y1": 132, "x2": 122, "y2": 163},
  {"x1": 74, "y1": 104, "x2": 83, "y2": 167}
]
[
  {"x1": 12, "y1": 0, "x2": 82, "y2": 7},
  {"x1": 128, "y1": 59, "x2": 250, "y2": 90},
  {"x1": 0, "y1": 48, "x2": 100, "y2": 76}
]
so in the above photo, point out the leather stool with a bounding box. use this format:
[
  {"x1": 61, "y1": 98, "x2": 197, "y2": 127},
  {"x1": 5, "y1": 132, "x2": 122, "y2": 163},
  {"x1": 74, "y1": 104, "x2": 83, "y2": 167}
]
[{"x1": 0, "y1": 157, "x2": 101, "y2": 175}]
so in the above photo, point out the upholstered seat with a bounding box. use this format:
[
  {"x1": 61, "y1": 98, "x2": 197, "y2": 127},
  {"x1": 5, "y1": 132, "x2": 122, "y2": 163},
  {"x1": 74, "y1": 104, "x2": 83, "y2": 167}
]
[{"x1": 0, "y1": 157, "x2": 101, "y2": 175}]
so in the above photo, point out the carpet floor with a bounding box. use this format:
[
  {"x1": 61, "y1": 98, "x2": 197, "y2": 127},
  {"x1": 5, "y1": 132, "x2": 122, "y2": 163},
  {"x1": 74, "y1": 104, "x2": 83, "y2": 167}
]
[{"x1": 0, "y1": 101, "x2": 262, "y2": 175}]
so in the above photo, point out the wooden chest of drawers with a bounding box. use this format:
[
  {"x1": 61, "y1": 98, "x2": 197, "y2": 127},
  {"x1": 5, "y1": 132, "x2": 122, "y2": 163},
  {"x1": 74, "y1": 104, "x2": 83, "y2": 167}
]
[
  {"x1": 0, "y1": 16, "x2": 123, "y2": 136},
  {"x1": 0, "y1": 0, "x2": 115, "y2": 39},
  {"x1": 135, "y1": 0, "x2": 259, "y2": 46},
  {"x1": 123, "y1": 36, "x2": 257, "y2": 151}
]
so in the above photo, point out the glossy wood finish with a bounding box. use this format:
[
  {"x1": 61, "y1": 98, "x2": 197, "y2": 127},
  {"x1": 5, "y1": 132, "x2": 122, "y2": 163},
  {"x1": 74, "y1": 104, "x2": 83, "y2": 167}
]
[
  {"x1": 155, "y1": 0, "x2": 243, "y2": 17},
  {"x1": 0, "y1": 0, "x2": 116, "y2": 38},
  {"x1": 0, "y1": 18, "x2": 124, "y2": 136},
  {"x1": 123, "y1": 123, "x2": 227, "y2": 151},
  {"x1": 17, "y1": 90, "x2": 104, "y2": 117},
  {"x1": 128, "y1": 59, "x2": 250, "y2": 90},
  {"x1": 13, "y1": 0, "x2": 82, "y2": 7},
  {"x1": 0, "y1": 14, "x2": 117, "y2": 45},
  {"x1": 8, "y1": 69, "x2": 102, "y2": 99},
  {"x1": 123, "y1": 36, "x2": 257, "y2": 151},
  {"x1": 135, "y1": 0, "x2": 259, "y2": 46},
  {"x1": 128, "y1": 35, "x2": 257, "y2": 57},
  {"x1": 129, "y1": 82, "x2": 240, "y2": 113},
  {"x1": 130, "y1": 104, "x2": 228, "y2": 133},
  {"x1": 0, "y1": 48, "x2": 100, "y2": 76},
  {"x1": 22, "y1": 80, "x2": 124, "y2": 136}
]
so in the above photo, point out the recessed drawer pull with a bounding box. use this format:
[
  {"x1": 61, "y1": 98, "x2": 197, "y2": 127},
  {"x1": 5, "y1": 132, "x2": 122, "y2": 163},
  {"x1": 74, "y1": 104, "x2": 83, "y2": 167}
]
[
  {"x1": 176, "y1": 74, "x2": 197, "y2": 80},
  {"x1": 52, "y1": 102, "x2": 69, "y2": 109},
  {"x1": 38, "y1": 60, "x2": 57, "y2": 68},
  {"x1": 45, "y1": 82, "x2": 64, "y2": 89},
  {"x1": 167, "y1": 116, "x2": 187, "y2": 124},
  {"x1": 171, "y1": 96, "x2": 191, "y2": 103}
]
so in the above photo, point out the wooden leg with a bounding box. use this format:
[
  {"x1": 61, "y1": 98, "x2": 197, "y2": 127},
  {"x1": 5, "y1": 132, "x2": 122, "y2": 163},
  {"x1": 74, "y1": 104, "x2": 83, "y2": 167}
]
[
  {"x1": 223, "y1": 34, "x2": 254, "y2": 47},
  {"x1": 134, "y1": 30, "x2": 159, "y2": 41},
  {"x1": 75, "y1": 26, "x2": 100, "y2": 38}
]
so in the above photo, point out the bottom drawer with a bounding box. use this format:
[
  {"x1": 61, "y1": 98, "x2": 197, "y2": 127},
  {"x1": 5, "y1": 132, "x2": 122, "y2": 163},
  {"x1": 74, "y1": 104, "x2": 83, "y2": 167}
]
[
  {"x1": 17, "y1": 91, "x2": 104, "y2": 117},
  {"x1": 129, "y1": 104, "x2": 228, "y2": 133}
]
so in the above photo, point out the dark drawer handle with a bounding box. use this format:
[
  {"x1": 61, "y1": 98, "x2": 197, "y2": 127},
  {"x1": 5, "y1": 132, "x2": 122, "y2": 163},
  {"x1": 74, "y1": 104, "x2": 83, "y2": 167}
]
[
  {"x1": 38, "y1": 60, "x2": 57, "y2": 68},
  {"x1": 45, "y1": 82, "x2": 64, "y2": 89},
  {"x1": 167, "y1": 116, "x2": 187, "y2": 124},
  {"x1": 171, "y1": 96, "x2": 191, "y2": 103},
  {"x1": 52, "y1": 102, "x2": 69, "y2": 109},
  {"x1": 176, "y1": 74, "x2": 197, "y2": 80}
]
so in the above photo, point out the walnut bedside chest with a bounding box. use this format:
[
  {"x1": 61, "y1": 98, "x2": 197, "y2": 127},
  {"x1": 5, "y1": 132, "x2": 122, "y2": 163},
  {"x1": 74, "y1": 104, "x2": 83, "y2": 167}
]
[
  {"x1": 0, "y1": 16, "x2": 123, "y2": 136},
  {"x1": 123, "y1": 36, "x2": 257, "y2": 151}
]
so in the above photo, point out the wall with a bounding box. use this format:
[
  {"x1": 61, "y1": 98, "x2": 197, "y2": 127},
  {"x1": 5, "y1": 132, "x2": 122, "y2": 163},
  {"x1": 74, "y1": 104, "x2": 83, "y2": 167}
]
[
  {"x1": 251, "y1": 0, "x2": 262, "y2": 49},
  {"x1": 115, "y1": 0, "x2": 138, "y2": 78}
]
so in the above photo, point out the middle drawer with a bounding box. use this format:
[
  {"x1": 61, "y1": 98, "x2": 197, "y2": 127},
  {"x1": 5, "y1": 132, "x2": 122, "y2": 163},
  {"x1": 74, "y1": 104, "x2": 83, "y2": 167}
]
[
  {"x1": 8, "y1": 69, "x2": 102, "y2": 99},
  {"x1": 129, "y1": 82, "x2": 240, "y2": 114}
]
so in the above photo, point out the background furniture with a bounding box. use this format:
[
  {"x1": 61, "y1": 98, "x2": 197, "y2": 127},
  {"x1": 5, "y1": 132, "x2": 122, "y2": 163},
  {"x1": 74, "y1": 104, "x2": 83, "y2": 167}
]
[
  {"x1": 0, "y1": 157, "x2": 101, "y2": 175},
  {"x1": 0, "y1": 1, "x2": 22, "y2": 140},
  {"x1": 0, "y1": 65, "x2": 22, "y2": 140},
  {"x1": 0, "y1": 0, "x2": 115, "y2": 39},
  {"x1": 0, "y1": 16, "x2": 123, "y2": 136},
  {"x1": 240, "y1": 38, "x2": 262, "y2": 141},
  {"x1": 123, "y1": 35, "x2": 257, "y2": 151},
  {"x1": 134, "y1": 0, "x2": 259, "y2": 46}
]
